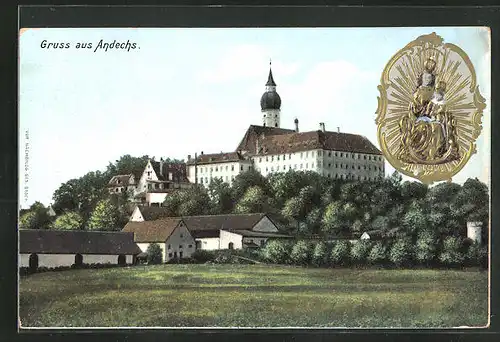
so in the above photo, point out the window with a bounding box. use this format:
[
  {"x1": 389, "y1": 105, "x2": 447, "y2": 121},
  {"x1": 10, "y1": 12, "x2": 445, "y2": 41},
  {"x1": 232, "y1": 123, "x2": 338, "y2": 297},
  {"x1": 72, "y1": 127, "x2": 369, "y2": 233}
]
[
  {"x1": 352, "y1": 165, "x2": 355, "y2": 169},
  {"x1": 289, "y1": 165, "x2": 292, "y2": 169},
  {"x1": 180, "y1": 234, "x2": 183, "y2": 238},
  {"x1": 358, "y1": 166, "x2": 361, "y2": 169},
  {"x1": 260, "y1": 240, "x2": 265, "y2": 246},
  {"x1": 283, "y1": 165, "x2": 286, "y2": 170},
  {"x1": 289, "y1": 154, "x2": 291, "y2": 160},
  {"x1": 327, "y1": 173, "x2": 331, "y2": 178},
  {"x1": 215, "y1": 167, "x2": 218, "y2": 172},
  {"x1": 335, "y1": 152, "x2": 338, "y2": 157},
  {"x1": 306, "y1": 152, "x2": 309, "y2": 157},
  {"x1": 240, "y1": 165, "x2": 243, "y2": 171},
  {"x1": 328, "y1": 163, "x2": 331, "y2": 168},
  {"x1": 271, "y1": 166, "x2": 274, "y2": 172},
  {"x1": 364, "y1": 165, "x2": 367, "y2": 170},
  {"x1": 300, "y1": 164, "x2": 303, "y2": 169},
  {"x1": 118, "y1": 254, "x2": 126, "y2": 266},
  {"x1": 188, "y1": 244, "x2": 192, "y2": 248},
  {"x1": 271, "y1": 156, "x2": 274, "y2": 162},
  {"x1": 205, "y1": 177, "x2": 208, "y2": 183},
  {"x1": 306, "y1": 163, "x2": 308, "y2": 168},
  {"x1": 200, "y1": 177, "x2": 203, "y2": 184},
  {"x1": 266, "y1": 167, "x2": 268, "y2": 172},
  {"x1": 228, "y1": 242, "x2": 234, "y2": 250},
  {"x1": 179, "y1": 245, "x2": 183, "y2": 249},
  {"x1": 340, "y1": 153, "x2": 343, "y2": 157},
  {"x1": 231, "y1": 175, "x2": 235, "y2": 180},
  {"x1": 168, "y1": 253, "x2": 173, "y2": 258},
  {"x1": 248, "y1": 165, "x2": 252, "y2": 170},
  {"x1": 168, "y1": 244, "x2": 171, "y2": 249},
  {"x1": 300, "y1": 153, "x2": 303, "y2": 158},
  {"x1": 259, "y1": 158, "x2": 262, "y2": 162},
  {"x1": 210, "y1": 167, "x2": 213, "y2": 172},
  {"x1": 231, "y1": 165, "x2": 234, "y2": 171},
  {"x1": 277, "y1": 155, "x2": 280, "y2": 161},
  {"x1": 266, "y1": 156, "x2": 269, "y2": 162},
  {"x1": 225, "y1": 165, "x2": 228, "y2": 171},
  {"x1": 335, "y1": 163, "x2": 338, "y2": 168},
  {"x1": 328, "y1": 151, "x2": 332, "y2": 157}
]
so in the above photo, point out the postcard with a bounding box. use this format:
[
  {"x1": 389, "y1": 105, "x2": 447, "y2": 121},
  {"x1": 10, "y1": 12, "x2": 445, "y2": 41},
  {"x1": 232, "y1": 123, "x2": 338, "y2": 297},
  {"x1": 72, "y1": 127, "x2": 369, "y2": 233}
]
[{"x1": 18, "y1": 26, "x2": 491, "y2": 329}]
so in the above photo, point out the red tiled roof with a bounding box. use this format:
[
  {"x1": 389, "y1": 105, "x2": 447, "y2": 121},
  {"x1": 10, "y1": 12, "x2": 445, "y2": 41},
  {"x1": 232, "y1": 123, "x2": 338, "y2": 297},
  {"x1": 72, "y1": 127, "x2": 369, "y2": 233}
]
[
  {"x1": 107, "y1": 174, "x2": 135, "y2": 187},
  {"x1": 236, "y1": 125, "x2": 296, "y2": 154},
  {"x1": 122, "y1": 218, "x2": 184, "y2": 243},
  {"x1": 186, "y1": 152, "x2": 245, "y2": 165},
  {"x1": 151, "y1": 161, "x2": 189, "y2": 182},
  {"x1": 255, "y1": 130, "x2": 382, "y2": 155}
]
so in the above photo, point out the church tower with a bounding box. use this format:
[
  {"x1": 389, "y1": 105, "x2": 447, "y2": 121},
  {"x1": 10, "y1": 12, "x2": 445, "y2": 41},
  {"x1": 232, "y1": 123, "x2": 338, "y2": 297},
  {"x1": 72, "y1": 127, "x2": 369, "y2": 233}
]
[{"x1": 260, "y1": 61, "x2": 282, "y2": 128}]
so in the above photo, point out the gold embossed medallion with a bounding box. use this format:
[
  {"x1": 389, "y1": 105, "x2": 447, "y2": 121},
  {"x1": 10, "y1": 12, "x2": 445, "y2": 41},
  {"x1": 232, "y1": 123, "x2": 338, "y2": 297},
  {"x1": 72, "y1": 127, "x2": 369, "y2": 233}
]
[{"x1": 376, "y1": 32, "x2": 486, "y2": 184}]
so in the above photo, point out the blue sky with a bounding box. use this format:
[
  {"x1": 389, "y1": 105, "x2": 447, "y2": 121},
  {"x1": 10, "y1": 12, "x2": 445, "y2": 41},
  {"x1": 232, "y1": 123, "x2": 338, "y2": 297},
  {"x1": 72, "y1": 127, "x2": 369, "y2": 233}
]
[{"x1": 18, "y1": 27, "x2": 491, "y2": 208}]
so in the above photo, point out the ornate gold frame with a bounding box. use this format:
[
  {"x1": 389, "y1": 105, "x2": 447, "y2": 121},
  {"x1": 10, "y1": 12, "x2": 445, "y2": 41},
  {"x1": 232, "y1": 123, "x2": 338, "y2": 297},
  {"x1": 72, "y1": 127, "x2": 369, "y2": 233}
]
[{"x1": 375, "y1": 32, "x2": 486, "y2": 185}]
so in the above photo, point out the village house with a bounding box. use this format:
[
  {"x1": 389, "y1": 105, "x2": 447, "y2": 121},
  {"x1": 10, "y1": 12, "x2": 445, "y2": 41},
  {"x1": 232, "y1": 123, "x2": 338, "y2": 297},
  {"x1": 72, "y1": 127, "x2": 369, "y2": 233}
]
[
  {"x1": 186, "y1": 64, "x2": 385, "y2": 188},
  {"x1": 107, "y1": 174, "x2": 137, "y2": 195},
  {"x1": 127, "y1": 206, "x2": 291, "y2": 251},
  {"x1": 19, "y1": 229, "x2": 142, "y2": 270},
  {"x1": 122, "y1": 218, "x2": 196, "y2": 262},
  {"x1": 133, "y1": 158, "x2": 193, "y2": 207}
]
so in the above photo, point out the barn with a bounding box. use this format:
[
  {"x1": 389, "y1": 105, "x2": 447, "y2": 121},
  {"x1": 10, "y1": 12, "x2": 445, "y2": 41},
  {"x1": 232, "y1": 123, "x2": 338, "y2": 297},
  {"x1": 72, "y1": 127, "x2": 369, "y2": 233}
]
[{"x1": 19, "y1": 229, "x2": 142, "y2": 270}]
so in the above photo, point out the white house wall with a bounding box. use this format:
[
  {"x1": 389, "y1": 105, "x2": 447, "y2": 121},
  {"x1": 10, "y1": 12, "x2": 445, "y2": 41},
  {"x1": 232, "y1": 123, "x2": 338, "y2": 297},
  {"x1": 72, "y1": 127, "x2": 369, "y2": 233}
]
[
  {"x1": 146, "y1": 193, "x2": 168, "y2": 206},
  {"x1": 220, "y1": 230, "x2": 243, "y2": 250},
  {"x1": 130, "y1": 207, "x2": 145, "y2": 222},
  {"x1": 188, "y1": 160, "x2": 253, "y2": 188},
  {"x1": 137, "y1": 161, "x2": 159, "y2": 194},
  {"x1": 196, "y1": 237, "x2": 220, "y2": 250},
  {"x1": 19, "y1": 253, "x2": 135, "y2": 268},
  {"x1": 164, "y1": 224, "x2": 196, "y2": 262},
  {"x1": 252, "y1": 216, "x2": 279, "y2": 233}
]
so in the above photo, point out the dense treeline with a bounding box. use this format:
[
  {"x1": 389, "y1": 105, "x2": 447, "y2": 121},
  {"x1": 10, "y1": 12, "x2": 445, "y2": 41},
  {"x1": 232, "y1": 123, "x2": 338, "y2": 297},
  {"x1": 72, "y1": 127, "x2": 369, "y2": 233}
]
[
  {"x1": 163, "y1": 168, "x2": 489, "y2": 244},
  {"x1": 20, "y1": 155, "x2": 489, "y2": 250}
]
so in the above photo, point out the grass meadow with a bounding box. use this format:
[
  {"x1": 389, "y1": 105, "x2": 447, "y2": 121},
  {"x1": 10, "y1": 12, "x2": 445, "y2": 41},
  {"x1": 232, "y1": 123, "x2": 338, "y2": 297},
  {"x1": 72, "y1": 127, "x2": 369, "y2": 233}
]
[{"x1": 19, "y1": 264, "x2": 488, "y2": 328}]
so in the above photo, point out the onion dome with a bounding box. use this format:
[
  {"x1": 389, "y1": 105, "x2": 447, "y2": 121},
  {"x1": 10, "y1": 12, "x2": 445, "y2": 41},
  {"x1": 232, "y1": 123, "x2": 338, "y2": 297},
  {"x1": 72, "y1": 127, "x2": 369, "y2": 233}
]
[{"x1": 260, "y1": 66, "x2": 281, "y2": 110}]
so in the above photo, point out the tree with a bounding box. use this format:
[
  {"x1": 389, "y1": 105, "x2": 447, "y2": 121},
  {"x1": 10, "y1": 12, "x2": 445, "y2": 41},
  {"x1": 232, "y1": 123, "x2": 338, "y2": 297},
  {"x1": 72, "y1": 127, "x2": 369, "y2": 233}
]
[
  {"x1": 282, "y1": 196, "x2": 304, "y2": 233},
  {"x1": 234, "y1": 186, "x2": 270, "y2": 214},
  {"x1": 401, "y1": 202, "x2": 428, "y2": 236},
  {"x1": 268, "y1": 170, "x2": 308, "y2": 208},
  {"x1": 146, "y1": 243, "x2": 163, "y2": 264},
  {"x1": 367, "y1": 241, "x2": 387, "y2": 265},
  {"x1": 208, "y1": 177, "x2": 234, "y2": 214},
  {"x1": 106, "y1": 154, "x2": 150, "y2": 179},
  {"x1": 19, "y1": 211, "x2": 37, "y2": 230},
  {"x1": 389, "y1": 238, "x2": 413, "y2": 267},
  {"x1": 371, "y1": 215, "x2": 391, "y2": 232},
  {"x1": 262, "y1": 240, "x2": 291, "y2": 264},
  {"x1": 414, "y1": 230, "x2": 438, "y2": 265},
  {"x1": 19, "y1": 202, "x2": 51, "y2": 230},
  {"x1": 177, "y1": 187, "x2": 212, "y2": 216},
  {"x1": 86, "y1": 198, "x2": 121, "y2": 231},
  {"x1": 330, "y1": 240, "x2": 350, "y2": 266},
  {"x1": 322, "y1": 201, "x2": 344, "y2": 235},
  {"x1": 232, "y1": 169, "x2": 270, "y2": 202},
  {"x1": 51, "y1": 211, "x2": 83, "y2": 230},
  {"x1": 439, "y1": 236, "x2": 466, "y2": 268},
  {"x1": 312, "y1": 242, "x2": 329, "y2": 267},
  {"x1": 451, "y1": 178, "x2": 489, "y2": 225},
  {"x1": 290, "y1": 240, "x2": 312, "y2": 265},
  {"x1": 401, "y1": 181, "x2": 428, "y2": 202},
  {"x1": 466, "y1": 243, "x2": 488, "y2": 268},
  {"x1": 305, "y1": 207, "x2": 323, "y2": 235},
  {"x1": 350, "y1": 240, "x2": 372, "y2": 265}
]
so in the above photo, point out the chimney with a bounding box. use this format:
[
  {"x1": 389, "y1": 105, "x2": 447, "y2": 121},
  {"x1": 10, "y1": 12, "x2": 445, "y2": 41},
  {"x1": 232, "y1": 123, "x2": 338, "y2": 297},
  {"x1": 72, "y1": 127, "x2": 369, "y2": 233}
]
[
  {"x1": 337, "y1": 127, "x2": 340, "y2": 133},
  {"x1": 194, "y1": 152, "x2": 198, "y2": 185},
  {"x1": 319, "y1": 122, "x2": 325, "y2": 132},
  {"x1": 201, "y1": 151, "x2": 204, "y2": 155},
  {"x1": 187, "y1": 154, "x2": 191, "y2": 161},
  {"x1": 294, "y1": 118, "x2": 299, "y2": 133},
  {"x1": 159, "y1": 158, "x2": 164, "y2": 177}
]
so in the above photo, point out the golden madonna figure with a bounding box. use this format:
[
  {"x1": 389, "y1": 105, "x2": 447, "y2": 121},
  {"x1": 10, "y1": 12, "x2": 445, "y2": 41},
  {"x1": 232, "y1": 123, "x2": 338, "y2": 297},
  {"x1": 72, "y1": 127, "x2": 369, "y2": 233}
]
[
  {"x1": 376, "y1": 33, "x2": 486, "y2": 184},
  {"x1": 398, "y1": 57, "x2": 460, "y2": 164}
]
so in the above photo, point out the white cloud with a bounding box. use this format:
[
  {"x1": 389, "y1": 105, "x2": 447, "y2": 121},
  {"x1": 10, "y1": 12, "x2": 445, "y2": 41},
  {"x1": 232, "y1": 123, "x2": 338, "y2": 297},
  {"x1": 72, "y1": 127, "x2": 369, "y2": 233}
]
[{"x1": 198, "y1": 44, "x2": 300, "y2": 84}]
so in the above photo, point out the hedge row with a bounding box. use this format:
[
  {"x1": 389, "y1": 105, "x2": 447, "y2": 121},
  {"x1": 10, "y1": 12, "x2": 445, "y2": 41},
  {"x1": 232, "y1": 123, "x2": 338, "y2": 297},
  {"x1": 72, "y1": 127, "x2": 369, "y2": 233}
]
[{"x1": 260, "y1": 235, "x2": 488, "y2": 269}]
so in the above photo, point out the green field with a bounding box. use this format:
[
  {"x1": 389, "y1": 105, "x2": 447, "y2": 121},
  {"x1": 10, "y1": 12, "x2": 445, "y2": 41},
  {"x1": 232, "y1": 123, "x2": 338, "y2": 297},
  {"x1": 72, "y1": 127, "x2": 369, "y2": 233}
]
[{"x1": 19, "y1": 264, "x2": 488, "y2": 328}]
